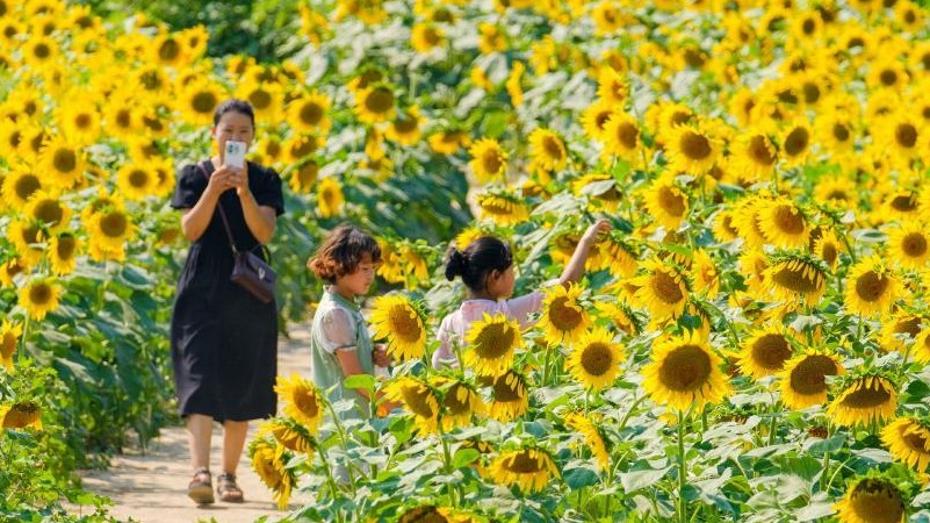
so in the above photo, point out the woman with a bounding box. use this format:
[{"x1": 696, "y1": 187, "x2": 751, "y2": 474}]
[{"x1": 169, "y1": 99, "x2": 284, "y2": 504}]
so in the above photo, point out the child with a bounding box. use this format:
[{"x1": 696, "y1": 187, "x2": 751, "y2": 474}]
[
  {"x1": 432, "y1": 220, "x2": 611, "y2": 369},
  {"x1": 307, "y1": 224, "x2": 392, "y2": 419}
]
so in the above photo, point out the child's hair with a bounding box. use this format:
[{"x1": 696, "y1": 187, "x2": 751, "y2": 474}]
[
  {"x1": 444, "y1": 236, "x2": 513, "y2": 291},
  {"x1": 213, "y1": 98, "x2": 255, "y2": 129},
  {"x1": 308, "y1": 224, "x2": 382, "y2": 283}
]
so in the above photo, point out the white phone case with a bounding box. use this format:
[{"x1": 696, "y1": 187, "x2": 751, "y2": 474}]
[{"x1": 224, "y1": 140, "x2": 246, "y2": 168}]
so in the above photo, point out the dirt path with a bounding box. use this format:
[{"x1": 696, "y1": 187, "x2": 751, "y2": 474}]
[{"x1": 70, "y1": 328, "x2": 313, "y2": 523}]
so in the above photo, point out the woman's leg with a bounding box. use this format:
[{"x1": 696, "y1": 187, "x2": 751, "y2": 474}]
[
  {"x1": 222, "y1": 420, "x2": 249, "y2": 474},
  {"x1": 186, "y1": 414, "x2": 213, "y2": 471}
]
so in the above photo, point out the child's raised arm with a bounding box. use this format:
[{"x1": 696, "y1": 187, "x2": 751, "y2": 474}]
[{"x1": 556, "y1": 219, "x2": 612, "y2": 287}]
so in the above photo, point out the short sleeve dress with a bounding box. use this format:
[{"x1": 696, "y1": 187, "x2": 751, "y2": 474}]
[{"x1": 169, "y1": 160, "x2": 285, "y2": 422}]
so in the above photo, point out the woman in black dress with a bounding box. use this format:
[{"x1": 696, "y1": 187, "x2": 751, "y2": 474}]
[{"x1": 169, "y1": 99, "x2": 284, "y2": 504}]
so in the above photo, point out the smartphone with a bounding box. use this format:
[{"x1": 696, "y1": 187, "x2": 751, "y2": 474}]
[{"x1": 224, "y1": 140, "x2": 246, "y2": 169}]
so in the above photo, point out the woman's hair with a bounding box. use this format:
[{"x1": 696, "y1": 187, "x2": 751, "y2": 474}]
[
  {"x1": 445, "y1": 236, "x2": 513, "y2": 291},
  {"x1": 308, "y1": 224, "x2": 382, "y2": 283},
  {"x1": 213, "y1": 98, "x2": 255, "y2": 129}
]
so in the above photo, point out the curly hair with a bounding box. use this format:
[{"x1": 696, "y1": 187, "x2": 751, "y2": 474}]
[{"x1": 307, "y1": 224, "x2": 382, "y2": 283}]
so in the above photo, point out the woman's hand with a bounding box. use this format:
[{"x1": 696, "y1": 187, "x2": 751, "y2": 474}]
[
  {"x1": 230, "y1": 166, "x2": 250, "y2": 197},
  {"x1": 204, "y1": 166, "x2": 235, "y2": 198},
  {"x1": 581, "y1": 219, "x2": 612, "y2": 245},
  {"x1": 373, "y1": 343, "x2": 392, "y2": 367}
]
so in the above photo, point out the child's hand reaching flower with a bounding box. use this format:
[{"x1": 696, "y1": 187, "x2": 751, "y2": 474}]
[
  {"x1": 582, "y1": 219, "x2": 612, "y2": 244},
  {"x1": 373, "y1": 343, "x2": 392, "y2": 367}
]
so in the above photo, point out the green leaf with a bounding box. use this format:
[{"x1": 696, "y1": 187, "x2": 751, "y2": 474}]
[
  {"x1": 619, "y1": 466, "x2": 671, "y2": 492},
  {"x1": 343, "y1": 374, "x2": 376, "y2": 392},
  {"x1": 563, "y1": 467, "x2": 599, "y2": 490},
  {"x1": 452, "y1": 448, "x2": 479, "y2": 468}
]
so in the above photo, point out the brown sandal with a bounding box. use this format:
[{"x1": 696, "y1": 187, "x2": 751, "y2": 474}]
[
  {"x1": 216, "y1": 472, "x2": 244, "y2": 503},
  {"x1": 188, "y1": 467, "x2": 214, "y2": 504}
]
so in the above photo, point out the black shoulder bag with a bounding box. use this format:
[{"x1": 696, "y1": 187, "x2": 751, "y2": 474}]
[{"x1": 196, "y1": 162, "x2": 277, "y2": 303}]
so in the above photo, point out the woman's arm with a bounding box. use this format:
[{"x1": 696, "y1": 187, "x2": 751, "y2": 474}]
[
  {"x1": 180, "y1": 167, "x2": 232, "y2": 242},
  {"x1": 238, "y1": 189, "x2": 277, "y2": 245},
  {"x1": 556, "y1": 219, "x2": 612, "y2": 287}
]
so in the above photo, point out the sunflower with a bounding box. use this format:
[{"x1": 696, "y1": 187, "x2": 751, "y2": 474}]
[
  {"x1": 879, "y1": 112, "x2": 922, "y2": 164},
  {"x1": 812, "y1": 228, "x2": 844, "y2": 267},
  {"x1": 739, "y1": 325, "x2": 794, "y2": 380},
  {"x1": 664, "y1": 121, "x2": 721, "y2": 175},
  {"x1": 834, "y1": 476, "x2": 906, "y2": 523},
  {"x1": 25, "y1": 191, "x2": 71, "y2": 233},
  {"x1": 236, "y1": 81, "x2": 280, "y2": 121},
  {"x1": 758, "y1": 198, "x2": 809, "y2": 248},
  {"x1": 274, "y1": 373, "x2": 323, "y2": 434},
  {"x1": 411, "y1": 22, "x2": 444, "y2": 53},
  {"x1": 815, "y1": 114, "x2": 857, "y2": 156},
  {"x1": 593, "y1": 301, "x2": 639, "y2": 336},
  {"x1": 779, "y1": 349, "x2": 843, "y2": 410},
  {"x1": 642, "y1": 176, "x2": 688, "y2": 231},
  {"x1": 316, "y1": 177, "x2": 344, "y2": 218},
  {"x1": 882, "y1": 416, "x2": 930, "y2": 472},
  {"x1": 566, "y1": 327, "x2": 624, "y2": 390},
  {"x1": 880, "y1": 311, "x2": 923, "y2": 353},
  {"x1": 632, "y1": 258, "x2": 689, "y2": 320},
  {"x1": 40, "y1": 134, "x2": 84, "y2": 189},
  {"x1": 882, "y1": 191, "x2": 920, "y2": 222},
  {"x1": 844, "y1": 257, "x2": 899, "y2": 318},
  {"x1": 431, "y1": 377, "x2": 485, "y2": 430},
  {"x1": 712, "y1": 210, "x2": 741, "y2": 243},
  {"x1": 601, "y1": 112, "x2": 641, "y2": 162},
  {"x1": 18, "y1": 277, "x2": 60, "y2": 322},
  {"x1": 828, "y1": 375, "x2": 897, "y2": 427},
  {"x1": 690, "y1": 249, "x2": 719, "y2": 297},
  {"x1": 592, "y1": 236, "x2": 638, "y2": 278},
  {"x1": 22, "y1": 34, "x2": 58, "y2": 68},
  {"x1": 370, "y1": 294, "x2": 427, "y2": 361},
  {"x1": 565, "y1": 412, "x2": 610, "y2": 471},
  {"x1": 1, "y1": 401, "x2": 42, "y2": 430},
  {"x1": 427, "y1": 129, "x2": 470, "y2": 155},
  {"x1": 0, "y1": 321, "x2": 21, "y2": 370},
  {"x1": 642, "y1": 332, "x2": 730, "y2": 412},
  {"x1": 506, "y1": 61, "x2": 525, "y2": 107},
  {"x1": 489, "y1": 447, "x2": 559, "y2": 492},
  {"x1": 730, "y1": 128, "x2": 777, "y2": 183},
  {"x1": 0, "y1": 258, "x2": 26, "y2": 288},
  {"x1": 475, "y1": 191, "x2": 528, "y2": 225},
  {"x1": 462, "y1": 313, "x2": 521, "y2": 377},
  {"x1": 354, "y1": 83, "x2": 396, "y2": 124},
  {"x1": 581, "y1": 99, "x2": 617, "y2": 141},
  {"x1": 115, "y1": 162, "x2": 157, "y2": 201},
  {"x1": 287, "y1": 90, "x2": 331, "y2": 134},
  {"x1": 49, "y1": 232, "x2": 80, "y2": 276},
  {"x1": 537, "y1": 284, "x2": 589, "y2": 345},
  {"x1": 382, "y1": 109, "x2": 421, "y2": 148},
  {"x1": 179, "y1": 80, "x2": 224, "y2": 125},
  {"x1": 528, "y1": 128, "x2": 567, "y2": 174},
  {"x1": 487, "y1": 370, "x2": 529, "y2": 422},
  {"x1": 57, "y1": 102, "x2": 101, "y2": 146},
  {"x1": 468, "y1": 138, "x2": 508, "y2": 182},
  {"x1": 887, "y1": 222, "x2": 930, "y2": 269},
  {"x1": 778, "y1": 119, "x2": 813, "y2": 167},
  {"x1": 259, "y1": 418, "x2": 315, "y2": 455},
  {"x1": 763, "y1": 255, "x2": 827, "y2": 306},
  {"x1": 249, "y1": 439, "x2": 293, "y2": 510},
  {"x1": 88, "y1": 207, "x2": 133, "y2": 256},
  {"x1": 384, "y1": 376, "x2": 440, "y2": 434}
]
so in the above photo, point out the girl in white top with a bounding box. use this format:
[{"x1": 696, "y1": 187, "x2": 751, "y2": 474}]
[{"x1": 432, "y1": 220, "x2": 611, "y2": 369}]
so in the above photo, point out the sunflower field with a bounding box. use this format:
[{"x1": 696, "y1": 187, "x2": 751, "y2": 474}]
[{"x1": 4, "y1": 0, "x2": 930, "y2": 521}]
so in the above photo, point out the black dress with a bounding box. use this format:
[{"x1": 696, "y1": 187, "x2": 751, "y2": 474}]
[{"x1": 169, "y1": 160, "x2": 285, "y2": 422}]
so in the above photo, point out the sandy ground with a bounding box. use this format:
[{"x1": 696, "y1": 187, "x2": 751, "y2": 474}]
[{"x1": 68, "y1": 327, "x2": 313, "y2": 523}]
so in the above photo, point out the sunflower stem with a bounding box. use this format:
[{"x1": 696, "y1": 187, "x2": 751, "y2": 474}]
[
  {"x1": 820, "y1": 424, "x2": 831, "y2": 492},
  {"x1": 16, "y1": 315, "x2": 30, "y2": 364},
  {"x1": 767, "y1": 400, "x2": 779, "y2": 446},
  {"x1": 437, "y1": 422, "x2": 458, "y2": 506},
  {"x1": 316, "y1": 444, "x2": 342, "y2": 501},
  {"x1": 542, "y1": 344, "x2": 553, "y2": 386},
  {"x1": 321, "y1": 396, "x2": 360, "y2": 494},
  {"x1": 677, "y1": 409, "x2": 689, "y2": 523}
]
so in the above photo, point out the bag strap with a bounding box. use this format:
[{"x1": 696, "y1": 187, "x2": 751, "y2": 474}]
[{"x1": 196, "y1": 161, "x2": 240, "y2": 255}]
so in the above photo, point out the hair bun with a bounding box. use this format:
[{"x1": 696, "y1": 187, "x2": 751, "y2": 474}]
[{"x1": 445, "y1": 247, "x2": 467, "y2": 281}]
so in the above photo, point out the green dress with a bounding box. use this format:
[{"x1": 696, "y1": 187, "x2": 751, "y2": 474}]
[{"x1": 309, "y1": 288, "x2": 374, "y2": 420}]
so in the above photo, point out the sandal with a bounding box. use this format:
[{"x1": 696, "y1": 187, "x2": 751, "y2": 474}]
[
  {"x1": 187, "y1": 467, "x2": 214, "y2": 504},
  {"x1": 216, "y1": 472, "x2": 244, "y2": 503}
]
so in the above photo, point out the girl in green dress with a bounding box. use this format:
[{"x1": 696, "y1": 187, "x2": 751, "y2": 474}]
[{"x1": 306, "y1": 224, "x2": 393, "y2": 420}]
